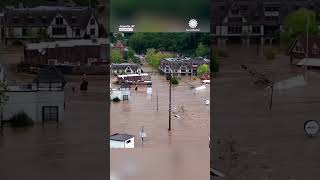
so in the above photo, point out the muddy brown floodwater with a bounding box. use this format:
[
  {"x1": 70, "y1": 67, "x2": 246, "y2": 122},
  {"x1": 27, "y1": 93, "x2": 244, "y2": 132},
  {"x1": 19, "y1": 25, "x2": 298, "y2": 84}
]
[
  {"x1": 110, "y1": 73, "x2": 210, "y2": 180},
  {"x1": 111, "y1": 73, "x2": 210, "y2": 148},
  {"x1": 0, "y1": 76, "x2": 108, "y2": 180},
  {"x1": 212, "y1": 46, "x2": 320, "y2": 179}
]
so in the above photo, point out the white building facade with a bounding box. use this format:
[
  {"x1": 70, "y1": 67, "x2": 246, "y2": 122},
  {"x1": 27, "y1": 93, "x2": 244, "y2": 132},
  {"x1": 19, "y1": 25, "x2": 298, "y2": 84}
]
[
  {"x1": 110, "y1": 134, "x2": 135, "y2": 148},
  {"x1": 3, "y1": 84, "x2": 64, "y2": 123},
  {"x1": 2, "y1": 66, "x2": 66, "y2": 123}
]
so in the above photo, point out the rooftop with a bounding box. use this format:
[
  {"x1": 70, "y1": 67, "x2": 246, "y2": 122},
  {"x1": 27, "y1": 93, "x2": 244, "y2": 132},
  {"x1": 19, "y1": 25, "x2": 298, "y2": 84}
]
[
  {"x1": 110, "y1": 133, "x2": 134, "y2": 142},
  {"x1": 25, "y1": 38, "x2": 109, "y2": 50}
]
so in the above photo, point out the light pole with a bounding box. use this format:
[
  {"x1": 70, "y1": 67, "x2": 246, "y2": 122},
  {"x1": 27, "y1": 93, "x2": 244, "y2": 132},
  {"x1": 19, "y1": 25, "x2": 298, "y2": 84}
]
[
  {"x1": 168, "y1": 73, "x2": 172, "y2": 131},
  {"x1": 305, "y1": 15, "x2": 309, "y2": 79}
]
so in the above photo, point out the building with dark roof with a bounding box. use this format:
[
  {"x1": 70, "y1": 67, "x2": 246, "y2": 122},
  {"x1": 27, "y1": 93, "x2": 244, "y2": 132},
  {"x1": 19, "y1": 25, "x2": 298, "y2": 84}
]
[
  {"x1": 110, "y1": 63, "x2": 142, "y2": 74},
  {"x1": 24, "y1": 38, "x2": 109, "y2": 66},
  {"x1": 159, "y1": 58, "x2": 210, "y2": 76},
  {"x1": 3, "y1": 5, "x2": 102, "y2": 44},
  {"x1": 212, "y1": 0, "x2": 320, "y2": 45},
  {"x1": 288, "y1": 36, "x2": 320, "y2": 64},
  {"x1": 110, "y1": 133, "x2": 135, "y2": 148}
]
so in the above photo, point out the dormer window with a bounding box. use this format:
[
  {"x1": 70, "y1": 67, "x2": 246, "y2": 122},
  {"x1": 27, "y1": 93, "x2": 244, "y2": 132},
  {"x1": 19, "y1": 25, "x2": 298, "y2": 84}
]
[
  {"x1": 231, "y1": 8, "x2": 239, "y2": 15},
  {"x1": 90, "y1": 18, "x2": 95, "y2": 25},
  {"x1": 71, "y1": 16, "x2": 76, "y2": 24},
  {"x1": 56, "y1": 17, "x2": 63, "y2": 25}
]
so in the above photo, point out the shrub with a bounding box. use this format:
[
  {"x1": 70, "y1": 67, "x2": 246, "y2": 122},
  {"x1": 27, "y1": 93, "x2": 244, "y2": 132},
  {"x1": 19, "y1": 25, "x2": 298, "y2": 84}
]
[
  {"x1": 171, "y1": 77, "x2": 179, "y2": 85},
  {"x1": 9, "y1": 111, "x2": 34, "y2": 127},
  {"x1": 264, "y1": 49, "x2": 276, "y2": 60},
  {"x1": 112, "y1": 97, "x2": 120, "y2": 102}
]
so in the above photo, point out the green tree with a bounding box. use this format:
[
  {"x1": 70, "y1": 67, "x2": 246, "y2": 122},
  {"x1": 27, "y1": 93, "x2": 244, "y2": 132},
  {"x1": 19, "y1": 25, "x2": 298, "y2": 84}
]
[
  {"x1": 146, "y1": 49, "x2": 172, "y2": 69},
  {"x1": 127, "y1": 48, "x2": 135, "y2": 60},
  {"x1": 115, "y1": 33, "x2": 124, "y2": 42},
  {"x1": 281, "y1": 8, "x2": 319, "y2": 47},
  {"x1": 196, "y1": 43, "x2": 209, "y2": 57},
  {"x1": 197, "y1": 64, "x2": 210, "y2": 77},
  {"x1": 111, "y1": 49, "x2": 123, "y2": 64},
  {"x1": 128, "y1": 33, "x2": 145, "y2": 54},
  {"x1": 171, "y1": 76, "x2": 179, "y2": 85}
]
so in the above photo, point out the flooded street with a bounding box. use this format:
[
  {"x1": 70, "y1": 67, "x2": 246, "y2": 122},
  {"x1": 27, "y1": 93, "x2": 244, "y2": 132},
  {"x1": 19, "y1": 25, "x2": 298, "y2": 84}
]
[
  {"x1": 0, "y1": 75, "x2": 108, "y2": 180},
  {"x1": 110, "y1": 71, "x2": 210, "y2": 179},
  {"x1": 111, "y1": 148, "x2": 209, "y2": 180},
  {"x1": 212, "y1": 46, "x2": 320, "y2": 179},
  {"x1": 111, "y1": 73, "x2": 210, "y2": 148}
]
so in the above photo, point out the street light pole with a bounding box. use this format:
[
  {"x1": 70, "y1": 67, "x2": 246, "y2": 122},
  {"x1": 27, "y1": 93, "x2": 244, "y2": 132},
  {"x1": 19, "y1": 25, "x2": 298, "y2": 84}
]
[
  {"x1": 168, "y1": 73, "x2": 172, "y2": 131},
  {"x1": 157, "y1": 90, "x2": 159, "y2": 111},
  {"x1": 306, "y1": 15, "x2": 309, "y2": 79}
]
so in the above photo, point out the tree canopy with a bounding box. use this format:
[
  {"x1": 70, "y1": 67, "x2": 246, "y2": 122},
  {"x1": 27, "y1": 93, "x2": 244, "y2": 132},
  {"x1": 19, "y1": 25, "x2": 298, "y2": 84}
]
[
  {"x1": 196, "y1": 42, "x2": 209, "y2": 57},
  {"x1": 197, "y1": 64, "x2": 209, "y2": 77},
  {"x1": 146, "y1": 48, "x2": 172, "y2": 69},
  {"x1": 111, "y1": 49, "x2": 123, "y2": 64},
  {"x1": 126, "y1": 33, "x2": 210, "y2": 56},
  {"x1": 281, "y1": 8, "x2": 319, "y2": 47}
]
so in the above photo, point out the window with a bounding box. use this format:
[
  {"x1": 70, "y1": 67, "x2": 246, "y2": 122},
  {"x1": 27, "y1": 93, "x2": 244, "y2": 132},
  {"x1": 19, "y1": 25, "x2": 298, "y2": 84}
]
[
  {"x1": 42, "y1": 106, "x2": 59, "y2": 122},
  {"x1": 240, "y1": 6, "x2": 248, "y2": 12},
  {"x1": 231, "y1": 9, "x2": 239, "y2": 15},
  {"x1": 22, "y1": 28, "x2": 28, "y2": 36},
  {"x1": 42, "y1": 17, "x2": 47, "y2": 24},
  {"x1": 312, "y1": 47, "x2": 319, "y2": 54},
  {"x1": 90, "y1": 28, "x2": 95, "y2": 35},
  {"x1": 52, "y1": 27, "x2": 67, "y2": 35},
  {"x1": 28, "y1": 16, "x2": 34, "y2": 23},
  {"x1": 252, "y1": 26, "x2": 261, "y2": 34},
  {"x1": 13, "y1": 16, "x2": 18, "y2": 24},
  {"x1": 123, "y1": 95, "x2": 129, "y2": 100},
  {"x1": 75, "y1": 28, "x2": 80, "y2": 36},
  {"x1": 228, "y1": 26, "x2": 242, "y2": 34},
  {"x1": 71, "y1": 16, "x2": 76, "y2": 24},
  {"x1": 229, "y1": 17, "x2": 242, "y2": 23},
  {"x1": 55, "y1": 17, "x2": 63, "y2": 25},
  {"x1": 90, "y1": 19, "x2": 95, "y2": 25}
]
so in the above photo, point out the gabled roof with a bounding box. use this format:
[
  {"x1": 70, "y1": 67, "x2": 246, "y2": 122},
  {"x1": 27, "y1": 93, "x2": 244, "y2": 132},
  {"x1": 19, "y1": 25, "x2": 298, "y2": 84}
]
[
  {"x1": 114, "y1": 41, "x2": 125, "y2": 49},
  {"x1": 288, "y1": 36, "x2": 320, "y2": 57},
  {"x1": 110, "y1": 133, "x2": 134, "y2": 142},
  {"x1": 5, "y1": 6, "x2": 96, "y2": 29},
  {"x1": 111, "y1": 63, "x2": 139, "y2": 71},
  {"x1": 212, "y1": 0, "x2": 317, "y2": 25}
]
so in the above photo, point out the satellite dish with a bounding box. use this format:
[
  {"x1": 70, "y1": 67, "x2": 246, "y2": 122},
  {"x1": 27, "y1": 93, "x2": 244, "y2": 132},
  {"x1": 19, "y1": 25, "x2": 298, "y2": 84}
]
[{"x1": 304, "y1": 120, "x2": 319, "y2": 136}]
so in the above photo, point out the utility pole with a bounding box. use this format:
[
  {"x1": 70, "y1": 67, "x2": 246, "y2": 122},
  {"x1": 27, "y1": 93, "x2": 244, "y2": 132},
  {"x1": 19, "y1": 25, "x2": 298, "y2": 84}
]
[
  {"x1": 140, "y1": 126, "x2": 144, "y2": 148},
  {"x1": 269, "y1": 83, "x2": 274, "y2": 111},
  {"x1": 168, "y1": 74, "x2": 172, "y2": 131},
  {"x1": 157, "y1": 90, "x2": 158, "y2": 111},
  {"x1": 306, "y1": 15, "x2": 309, "y2": 79}
]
